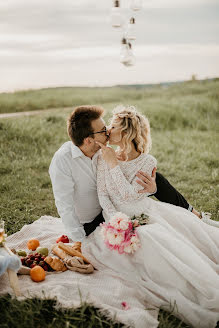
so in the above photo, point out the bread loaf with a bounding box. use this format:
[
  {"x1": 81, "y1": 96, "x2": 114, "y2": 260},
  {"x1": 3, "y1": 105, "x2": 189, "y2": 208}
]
[
  {"x1": 44, "y1": 256, "x2": 67, "y2": 272},
  {"x1": 72, "y1": 242, "x2": 81, "y2": 252},
  {"x1": 52, "y1": 244, "x2": 72, "y2": 260},
  {"x1": 57, "y1": 242, "x2": 90, "y2": 264}
]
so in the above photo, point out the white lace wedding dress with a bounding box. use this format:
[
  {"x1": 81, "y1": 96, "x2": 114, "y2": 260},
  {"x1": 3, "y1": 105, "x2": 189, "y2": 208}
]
[{"x1": 82, "y1": 153, "x2": 219, "y2": 328}]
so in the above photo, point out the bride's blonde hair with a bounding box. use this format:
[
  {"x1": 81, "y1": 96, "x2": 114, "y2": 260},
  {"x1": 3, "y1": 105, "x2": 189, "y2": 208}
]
[{"x1": 111, "y1": 105, "x2": 151, "y2": 159}]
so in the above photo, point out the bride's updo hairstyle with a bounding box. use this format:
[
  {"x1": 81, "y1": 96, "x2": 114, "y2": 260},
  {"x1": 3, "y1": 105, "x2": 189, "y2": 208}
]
[{"x1": 111, "y1": 105, "x2": 151, "y2": 159}]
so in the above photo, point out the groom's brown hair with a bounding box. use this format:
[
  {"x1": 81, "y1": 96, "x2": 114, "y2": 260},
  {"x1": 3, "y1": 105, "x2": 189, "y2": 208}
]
[{"x1": 68, "y1": 105, "x2": 104, "y2": 146}]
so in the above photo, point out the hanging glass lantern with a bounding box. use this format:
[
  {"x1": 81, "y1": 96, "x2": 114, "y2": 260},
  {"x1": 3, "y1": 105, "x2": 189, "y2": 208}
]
[
  {"x1": 111, "y1": 0, "x2": 122, "y2": 27},
  {"x1": 130, "y1": 0, "x2": 143, "y2": 11},
  {"x1": 126, "y1": 17, "x2": 136, "y2": 40},
  {"x1": 120, "y1": 38, "x2": 129, "y2": 65},
  {"x1": 125, "y1": 42, "x2": 135, "y2": 66},
  {"x1": 120, "y1": 38, "x2": 135, "y2": 66}
]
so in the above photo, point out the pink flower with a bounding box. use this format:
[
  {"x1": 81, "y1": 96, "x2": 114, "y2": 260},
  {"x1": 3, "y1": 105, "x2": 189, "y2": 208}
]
[
  {"x1": 121, "y1": 301, "x2": 130, "y2": 310},
  {"x1": 100, "y1": 212, "x2": 141, "y2": 255},
  {"x1": 110, "y1": 212, "x2": 130, "y2": 230}
]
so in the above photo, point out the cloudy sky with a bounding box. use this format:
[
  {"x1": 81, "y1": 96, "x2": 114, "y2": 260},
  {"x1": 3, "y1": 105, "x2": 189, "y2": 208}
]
[{"x1": 0, "y1": 0, "x2": 219, "y2": 92}]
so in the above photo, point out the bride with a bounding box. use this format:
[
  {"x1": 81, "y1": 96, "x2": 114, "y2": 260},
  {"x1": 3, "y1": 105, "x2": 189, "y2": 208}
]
[{"x1": 82, "y1": 105, "x2": 219, "y2": 328}]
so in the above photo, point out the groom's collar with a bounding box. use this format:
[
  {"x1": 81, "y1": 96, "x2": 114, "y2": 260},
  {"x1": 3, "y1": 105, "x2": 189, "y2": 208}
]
[
  {"x1": 71, "y1": 144, "x2": 85, "y2": 159},
  {"x1": 70, "y1": 142, "x2": 100, "y2": 163}
]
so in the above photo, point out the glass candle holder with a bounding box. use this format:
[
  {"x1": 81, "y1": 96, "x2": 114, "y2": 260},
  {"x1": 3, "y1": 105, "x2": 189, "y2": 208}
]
[
  {"x1": 111, "y1": 0, "x2": 123, "y2": 27},
  {"x1": 130, "y1": 0, "x2": 143, "y2": 11}
]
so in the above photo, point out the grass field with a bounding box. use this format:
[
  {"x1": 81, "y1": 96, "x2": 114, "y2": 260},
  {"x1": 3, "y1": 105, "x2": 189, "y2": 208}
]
[{"x1": 0, "y1": 79, "x2": 218, "y2": 327}]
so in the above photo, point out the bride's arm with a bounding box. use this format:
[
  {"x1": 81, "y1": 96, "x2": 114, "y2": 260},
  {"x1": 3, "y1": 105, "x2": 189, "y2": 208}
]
[
  {"x1": 109, "y1": 154, "x2": 157, "y2": 202},
  {"x1": 96, "y1": 143, "x2": 157, "y2": 203},
  {"x1": 97, "y1": 156, "x2": 117, "y2": 219}
]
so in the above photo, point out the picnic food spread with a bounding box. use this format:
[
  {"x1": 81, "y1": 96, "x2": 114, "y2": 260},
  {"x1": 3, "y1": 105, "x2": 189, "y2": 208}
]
[{"x1": 14, "y1": 238, "x2": 94, "y2": 282}]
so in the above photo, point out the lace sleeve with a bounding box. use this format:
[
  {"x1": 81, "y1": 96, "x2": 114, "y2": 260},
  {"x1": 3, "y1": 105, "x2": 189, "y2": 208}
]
[
  {"x1": 97, "y1": 156, "x2": 117, "y2": 218},
  {"x1": 109, "y1": 154, "x2": 157, "y2": 202}
]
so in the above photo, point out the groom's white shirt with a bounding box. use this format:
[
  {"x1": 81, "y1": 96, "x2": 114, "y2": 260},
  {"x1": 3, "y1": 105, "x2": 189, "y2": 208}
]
[{"x1": 49, "y1": 141, "x2": 101, "y2": 242}]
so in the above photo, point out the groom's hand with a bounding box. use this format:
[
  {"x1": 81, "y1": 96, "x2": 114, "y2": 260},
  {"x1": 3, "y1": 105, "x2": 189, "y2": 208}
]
[
  {"x1": 96, "y1": 142, "x2": 118, "y2": 169},
  {"x1": 136, "y1": 167, "x2": 157, "y2": 194}
]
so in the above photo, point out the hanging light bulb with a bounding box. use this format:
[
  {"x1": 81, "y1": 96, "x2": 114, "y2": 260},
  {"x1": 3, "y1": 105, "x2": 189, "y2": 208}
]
[
  {"x1": 130, "y1": 0, "x2": 143, "y2": 11},
  {"x1": 126, "y1": 17, "x2": 136, "y2": 40},
  {"x1": 120, "y1": 38, "x2": 129, "y2": 65},
  {"x1": 111, "y1": 0, "x2": 122, "y2": 27},
  {"x1": 125, "y1": 42, "x2": 135, "y2": 66},
  {"x1": 120, "y1": 38, "x2": 135, "y2": 67}
]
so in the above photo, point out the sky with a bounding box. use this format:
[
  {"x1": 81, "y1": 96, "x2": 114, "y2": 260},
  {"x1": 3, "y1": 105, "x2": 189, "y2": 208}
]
[{"x1": 0, "y1": 0, "x2": 219, "y2": 92}]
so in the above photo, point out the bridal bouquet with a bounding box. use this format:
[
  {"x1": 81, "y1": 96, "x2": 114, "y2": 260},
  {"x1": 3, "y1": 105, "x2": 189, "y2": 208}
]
[{"x1": 100, "y1": 212, "x2": 149, "y2": 255}]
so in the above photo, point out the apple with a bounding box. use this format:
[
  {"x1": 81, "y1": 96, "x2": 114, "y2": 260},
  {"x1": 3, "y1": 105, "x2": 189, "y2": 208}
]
[
  {"x1": 17, "y1": 250, "x2": 27, "y2": 257},
  {"x1": 36, "y1": 247, "x2": 49, "y2": 256}
]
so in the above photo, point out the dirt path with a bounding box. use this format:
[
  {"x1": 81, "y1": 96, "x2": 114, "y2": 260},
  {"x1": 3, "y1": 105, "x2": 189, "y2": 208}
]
[
  {"x1": 0, "y1": 107, "x2": 72, "y2": 119},
  {"x1": 0, "y1": 110, "x2": 46, "y2": 119}
]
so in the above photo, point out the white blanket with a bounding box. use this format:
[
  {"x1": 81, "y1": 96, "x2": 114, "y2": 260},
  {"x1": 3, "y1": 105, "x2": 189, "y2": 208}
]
[{"x1": 0, "y1": 216, "x2": 159, "y2": 328}]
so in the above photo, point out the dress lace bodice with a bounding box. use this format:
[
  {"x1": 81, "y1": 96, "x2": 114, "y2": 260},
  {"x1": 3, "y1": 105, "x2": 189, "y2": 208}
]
[{"x1": 97, "y1": 152, "x2": 157, "y2": 220}]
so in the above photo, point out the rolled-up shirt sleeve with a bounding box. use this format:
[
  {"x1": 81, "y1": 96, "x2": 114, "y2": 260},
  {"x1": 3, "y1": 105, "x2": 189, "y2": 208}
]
[{"x1": 49, "y1": 154, "x2": 86, "y2": 242}]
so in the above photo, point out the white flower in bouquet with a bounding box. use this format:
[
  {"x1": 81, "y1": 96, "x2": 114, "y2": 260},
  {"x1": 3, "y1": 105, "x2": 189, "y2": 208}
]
[
  {"x1": 110, "y1": 212, "x2": 130, "y2": 230},
  {"x1": 123, "y1": 234, "x2": 140, "y2": 253},
  {"x1": 106, "y1": 230, "x2": 124, "y2": 245},
  {"x1": 100, "y1": 212, "x2": 148, "y2": 255}
]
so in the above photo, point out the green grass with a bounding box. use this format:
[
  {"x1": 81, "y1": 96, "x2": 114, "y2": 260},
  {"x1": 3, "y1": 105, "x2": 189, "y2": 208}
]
[
  {"x1": 0, "y1": 78, "x2": 218, "y2": 115},
  {"x1": 0, "y1": 295, "x2": 189, "y2": 328},
  {"x1": 0, "y1": 79, "x2": 218, "y2": 327},
  {"x1": 0, "y1": 294, "x2": 123, "y2": 328}
]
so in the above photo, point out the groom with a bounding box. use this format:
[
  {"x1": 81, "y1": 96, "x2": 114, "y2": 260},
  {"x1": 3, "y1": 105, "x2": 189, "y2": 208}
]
[{"x1": 49, "y1": 105, "x2": 213, "y2": 242}]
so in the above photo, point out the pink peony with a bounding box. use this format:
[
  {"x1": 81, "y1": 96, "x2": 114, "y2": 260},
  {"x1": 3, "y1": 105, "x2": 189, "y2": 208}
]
[
  {"x1": 100, "y1": 212, "x2": 141, "y2": 255},
  {"x1": 110, "y1": 212, "x2": 130, "y2": 230}
]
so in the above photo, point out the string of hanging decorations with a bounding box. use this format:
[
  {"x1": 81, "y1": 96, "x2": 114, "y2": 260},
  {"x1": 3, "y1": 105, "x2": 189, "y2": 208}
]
[{"x1": 111, "y1": 0, "x2": 143, "y2": 66}]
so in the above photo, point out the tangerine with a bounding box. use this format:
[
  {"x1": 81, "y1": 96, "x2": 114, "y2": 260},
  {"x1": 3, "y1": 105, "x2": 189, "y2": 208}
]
[
  {"x1": 27, "y1": 239, "x2": 40, "y2": 251},
  {"x1": 30, "y1": 265, "x2": 45, "y2": 282}
]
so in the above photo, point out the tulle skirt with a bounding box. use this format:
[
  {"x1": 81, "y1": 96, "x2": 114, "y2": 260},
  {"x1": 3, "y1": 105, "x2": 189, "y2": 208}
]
[{"x1": 82, "y1": 199, "x2": 219, "y2": 328}]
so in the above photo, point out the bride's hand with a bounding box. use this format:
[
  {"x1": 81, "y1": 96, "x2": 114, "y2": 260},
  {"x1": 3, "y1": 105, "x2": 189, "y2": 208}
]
[
  {"x1": 136, "y1": 167, "x2": 157, "y2": 194},
  {"x1": 95, "y1": 142, "x2": 118, "y2": 169}
]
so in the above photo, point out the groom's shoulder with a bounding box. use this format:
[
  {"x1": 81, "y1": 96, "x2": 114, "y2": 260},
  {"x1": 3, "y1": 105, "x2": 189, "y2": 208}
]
[
  {"x1": 49, "y1": 141, "x2": 74, "y2": 174},
  {"x1": 51, "y1": 141, "x2": 78, "y2": 168},
  {"x1": 53, "y1": 141, "x2": 73, "y2": 159}
]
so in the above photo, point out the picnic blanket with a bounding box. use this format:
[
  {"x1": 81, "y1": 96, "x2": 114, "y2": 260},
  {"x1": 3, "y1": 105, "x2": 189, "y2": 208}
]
[{"x1": 0, "y1": 216, "x2": 158, "y2": 328}]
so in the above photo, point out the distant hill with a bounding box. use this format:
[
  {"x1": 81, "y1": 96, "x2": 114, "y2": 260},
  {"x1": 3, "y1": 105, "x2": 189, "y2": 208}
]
[
  {"x1": 0, "y1": 78, "x2": 218, "y2": 114},
  {"x1": 116, "y1": 78, "x2": 218, "y2": 89}
]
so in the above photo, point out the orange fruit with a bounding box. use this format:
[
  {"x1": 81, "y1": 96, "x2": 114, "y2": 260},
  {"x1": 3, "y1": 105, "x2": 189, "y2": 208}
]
[
  {"x1": 27, "y1": 239, "x2": 40, "y2": 251},
  {"x1": 30, "y1": 266, "x2": 45, "y2": 282}
]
